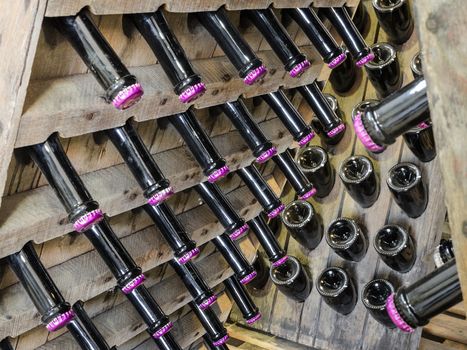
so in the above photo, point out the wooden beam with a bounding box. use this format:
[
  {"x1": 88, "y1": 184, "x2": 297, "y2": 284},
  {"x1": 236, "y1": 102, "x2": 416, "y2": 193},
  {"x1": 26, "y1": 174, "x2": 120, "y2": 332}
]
[
  {"x1": 424, "y1": 314, "x2": 467, "y2": 345},
  {"x1": 412, "y1": 0, "x2": 467, "y2": 309}
]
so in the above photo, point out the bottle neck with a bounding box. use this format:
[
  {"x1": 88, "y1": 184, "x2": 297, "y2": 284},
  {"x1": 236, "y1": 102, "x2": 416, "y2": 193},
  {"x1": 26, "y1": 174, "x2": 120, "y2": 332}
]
[
  {"x1": 190, "y1": 302, "x2": 229, "y2": 346},
  {"x1": 248, "y1": 215, "x2": 286, "y2": 264},
  {"x1": 224, "y1": 276, "x2": 259, "y2": 322}
]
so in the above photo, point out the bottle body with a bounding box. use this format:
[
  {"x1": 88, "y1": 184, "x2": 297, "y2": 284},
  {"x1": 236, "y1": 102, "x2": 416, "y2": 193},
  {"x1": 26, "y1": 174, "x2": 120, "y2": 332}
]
[
  {"x1": 270, "y1": 256, "x2": 312, "y2": 302},
  {"x1": 326, "y1": 218, "x2": 368, "y2": 262},
  {"x1": 372, "y1": 0, "x2": 414, "y2": 45},
  {"x1": 403, "y1": 122, "x2": 436, "y2": 163},
  {"x1": 297, "y1": 146, "x2": 335, "y2": 198},
  {"x1": 362, "y1": 279, "x2": 396, "y2": 328},
  {"x1": 317, "y1": 267, "x2": 357, "y2": 315},
  {"x1": 329, "y1": 46, "x2": 357, "y2": 94}
]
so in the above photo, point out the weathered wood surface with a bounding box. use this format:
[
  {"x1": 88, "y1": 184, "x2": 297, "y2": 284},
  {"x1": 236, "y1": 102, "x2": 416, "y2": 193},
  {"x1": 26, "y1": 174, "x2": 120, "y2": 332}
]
[
  {"x1": 412, "y1": 0, "x2": 467, "y2": 310},
  {"x1": 232, "y1": 3, "x2": 446, "y2": 349},
  {"x1": 44, "y1": 0, "x2": 360, "y2": 17},
  {"x1": 0, "y1": 185, "x2": 258, "y2": 340},
  {"x1": 0, "y1": 0, "x2": 46, "y2": 206}
]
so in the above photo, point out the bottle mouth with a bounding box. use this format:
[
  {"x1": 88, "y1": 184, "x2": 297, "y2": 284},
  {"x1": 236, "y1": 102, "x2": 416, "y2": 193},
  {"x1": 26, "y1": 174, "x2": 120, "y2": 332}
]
[
  {"x1": 267, "y1": 203, "x2": 285, "y2": 219},
  {"x1": 73, "y1": 209, "x2": 104, "y2": 232},
  {"x1": 326, "y1": 218, "x2": 360, "y2": 250},
  {"x1": 372, "y1": 0, "x2": 405, "y2": 12},
  {"x1": 208, "y1": 165, "x2": 230, "y2": 183},
  {"x1": 317, "y1": 267, "x2": 349, "y2": 297},
  {"x1": 281, "y1": 200, "x2": 314, "y2": 228},
  {"x1": 147, "y1": 186, "x2": 175, "y2": 206},
  {"x1": 339, "y1": 155, "x2": 374, "y2": 184},
  {"x1": 121, "y1": 274, "x2": 146, "y2": 294},
  {"x1": 289, "y1": 59, "x2": 311, "y2": 78},
  {"x1": 323, "y1": 93, "x2": 338, "y2": 112},
  {"x1": 328, "y1": 51, "x2": 347, "y2": 69},
  {"x1": 387, "y1": 162, "x2": 421, "y2": 191},
  {"x1": 111, "y1": 83, "x2": 144, "y2": 110},
  {"x1": 243, "y1": 65, "x2": 267, "y2": 85},
  {"x1": 179, "y1": 83, "x2": 207, "y2": 104},
  {"x1": 298, "y1": 131, "x2": 316, "y2": 147},
  {"x1": 46, "y1": 309, "x2": 75, "y2": 332},
  {"x1": 269, "y1": 255, "x2": 301, "y2": 285},
  {"x1": 365, "y1": 43, "x2": 396, "y2": 69},
  {"x1": 177, "y1": 247, "x2": 201, "y2": 264},
  {"x1": 351, "y1": 100, "x2": 379, "y2": 122},
  {"x1": 353, "y1": 112, "x2": 386, "y2": 152},
  {"x1": 411, "y1": 52, "x2": 423, "y2": 77},
  {"x1": 362, "y1": 279, "x2": 395, "y2": 310},
  {"x1": 297, "y1": 146, "x2": 328, "y2": 173},
  {"x1": 374, "y1": 225, "x2": 409, "y2": 256},
  {"x1": 229, "y1": 223, "x2": 250, "y2": 241}
]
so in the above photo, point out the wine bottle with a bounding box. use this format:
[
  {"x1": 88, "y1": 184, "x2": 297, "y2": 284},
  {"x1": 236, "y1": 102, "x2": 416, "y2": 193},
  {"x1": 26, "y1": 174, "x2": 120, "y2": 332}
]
[
  {"x1": 29, "y1": 135, "x2": 178, "y2": 346},
  {"x1": 212, "y1": 233, "x2": 256, "y2": 285},
  {"x1": 248, "y1": 215, "x2": 287, "y2": 267},
  {"x1": 411, "y1": 52, "x2": 423, "y2": 79},
  {"x1": 8, "y1": 242, "x2": 75, "y2": 332},
  {"x1": 298, "y1": 82, "x2": 345, "y2": 139},
  {"x1": 129, "y1": 10, "x2": 206, "y2": 103},
  {"x1": 244, "y1": 9, "x2": 310, "y2": 77},
  {"x1": 282, "y1": 200, "x2": 323, "y2": 250},
  {"x1": 273, "y1": 150, "x2": 316, "y2": 200},
  {"x1": 350, "y1": 2, "x2": 370, "y2": 37},
  {"x1": 431, "y1": 239, "x2": 455, "y2": 268},
  {"x1": 237, "y1": 165, "x2": 284, "y2": 218},
  {"x1": 190, "y1": 302, "x2": 229, "y2": 346},
  {"x1": 53, "y1": 10, "x2": 143, "y2": 110},
  {"x1": 386, "y1": 162, "x2": 429, "y2": 218},
  {"x1": 386, "y1": 259, "x2": 462, "y2": 332},
  {"x1": 262, "y1": 90, "x2": 315, "y2": 147},
  {"x1": 326, "y1": 218, "x2": 368, "y2": 262},
  {"x1": 372, "y1": 0, "x2": 414, "y2": 45},
  {"x1": 270, "y1": 255, "x2": 312, "y2": 302},
  {"x1": 196, "y1": 9, "x2": 266, "y2": 85},
  {"x1": 220, "y1": 100, "x2": 277, "y2": 163},
  {"x1": 365, "y1": 43, "x2": 402, "y2": 98},
  {"x1": 339, "y1": 155, "x2": 380, "y2": 208},
  {"x1": 285, "y1": 8, "x2": 347, "y2": 69},
  {"x1": 361, "y1": 279, "x2": 396, "y2": 328},
  {"x1": 316, "y1": 266, "x2": 357, "y2": 315},
  {"x1": 321, "y1": 7, "x2": 374, "y2": 67},
  {"x1": 311, "y1": 94, "x2": 345, "y2": 145},
  {"x1": 170, "y1": 110, "x2": 229, "y2": 183},
  {"x1": 403, "y1": 121, "x2": 436, "y2": 163},
  {"x1": 353, "y1": 77, "x2": 429, "y2": 152},
  {"x1": 374, "y1": 225, "x2": 416, "y2": 273},
  {"x1": 144, "y1": 202, "x2": 199, "y2": 263},
  {"x1": 329, "y1": 46, "x2": 357, "y2": 94},
  {"x1": 248, "y1": 253, "x2": 270, "y2": 291},
  {"x1": 297, "y1": 146, "x2": 335, "y2": 198},
  {"x1": 224, "y1": 276, "x2": 261, "y2": 324},
  {"x1": 69, "y1": 301, "x2": 117, "y2": 349},
  {"x1": 196, "y1": 181, "x2": 249, "y2": 241}
]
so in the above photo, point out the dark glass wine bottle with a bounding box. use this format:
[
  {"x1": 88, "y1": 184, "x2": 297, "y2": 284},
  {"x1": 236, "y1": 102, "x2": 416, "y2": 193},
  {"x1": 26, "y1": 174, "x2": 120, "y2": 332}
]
[
  {"x1": 298, "y1": 82, "x2": 345, "y2": 139},
  {"x1": 386, "y1": 259, "x2": 462, "y2": 332},
  {"x1": 372, "y1": 0, "x2": 414, "y2": 45},
  {"x1": 224, "y1": 276, "x2": 261, "y2": 324},
  {"x1": 196, "y1": 181, "x2": 249, "y2": 240},
  {"x1": 29, "y1": 135, "x2": 178, "y2": 346},
  {"x1": 190, "y1": 301, "x2": 229, "y2": 346},
  {"x1": 361, "y1": 279, "x2": 396, "y2": 328},
  {"x1": 130, "y1": 10, "x2": 206, "y2": 103},
  {"x1": 411, "y1": 51, "x2": 423, "y2": 79},
  {"x1": 245, "y1": 9, "x2": 310, "y2": 77},
  {"x1": 221, "y1": 100, "x2": 277, "y2": 163},
  {"x1": 262, "y1": 90, "x2": 315, "y2": 147},
  {"x1": 431, "y1": 239, "x2": 455, "y2": 268},
  {"x1": 386, "y1": 162, "x2": 429, "y2": 218},
  {"x1": 354, "y1": 77, "x2": 429, "y2": 152},
  {"x1": 403, "y1": 121, "x2": 436, "y2": 163},
  {"x1": 350, "y1": 1, "x2": 370, "y2": 37},
  {"x1": 321, "y1": 7, "x2": 374, "y2": 67},
  {"x1": 248, "y1": 253, "x2": 270, "y2": 290},
  {"x1": 248, "y1": 215, "x2": 287, "y2": 267},
  {"x1": 329, "y1": 46, "x2": 357, "y2": 94},
  {"x1": 212, "y1": 233, "x2": 256, "y2": 285},
  {"x1": 365, "y1": 43, "x2": 402, "y2": 98},
  {"x1": 297, "y1": 146, "x2": 335, "y2": 198},
  {"x1": 273, "y1": 150, "x2": 316, "y2": 200},
  {"x1": 238, "y1": 164, "x2": 284, "y2": 218},
  {"x1": 53, "y1": 10, "x2": 143, "y2": 110},
  {"x1": 196, "y1": 9, "x2": 266, "y2": 85},
  {"x1": 282, "y1": 200, "x2": 323, "y2": 250},
  {"x1": 285, "y1": 8, "x2": 346, "y2": 69},
  {"x1": 317, "y1": 266, "x2": 357, "y2": 315},
  {"x1": 170, "y1": 110, "x2": 229, "y2": 183},
  {"x1": 270, "y1": 256, "x2": 312, "y2": 302},
  {"x1": 326, "y1": 218, "x2": 368, "y2": 262}
]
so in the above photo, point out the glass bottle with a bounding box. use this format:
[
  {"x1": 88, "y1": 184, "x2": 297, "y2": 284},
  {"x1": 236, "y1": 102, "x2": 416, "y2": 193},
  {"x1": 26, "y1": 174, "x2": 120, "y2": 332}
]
[
  {"x1": 326, "y1": 218, "x2": 368, "y2": 262},
  {"x1": 248, "y1": 253, "x2": 270, "y2": 290},
  {"x1": 374, "y1": 225, "x2": 416, "y2": 273},
  {"x1": 386, "y1": 162, "x2": 429, "y2": 218},
  {"x1": 403, "y1": 122, "x2": 436, "y2": 163},
  {"x1": 224, "y1": 276, "x2": 261, "y2": 324},
  {"x1": 196, "y1": 9, "x2": 266, "y2": 85},
  {"x1": 190, "y1": 302, "x2": 229, "y2": 347},
  {"x1": 297, "y1": 146, "x2": 335, "y2": 198},
  {"x1": 282, "y1": 200, "x2": 323, "y2": 250},
  {"x1": 372, "y1": 0, "x2": 414, "y2": 45},
  {"x1": 329, "y1": 46, "x2": 357, "y2": 94},
  {"x1": 270, "y1": 256, "x2": 312, "y2": 302},
  {"x1": 361, "y1": 279, "x2": 396, "y2": 328},
  {"x1": 129, "y1": 10, "x2": 206, "y2": 103},
  {"x1": 316, "y1": 266, "x2": 357, "y2": 315},
  {"x1": 53, "y1": 10, "x2": 143, "y2": 110},
  {"x1": 339, "y1": 155, "x2": 380, "y2": 208}
]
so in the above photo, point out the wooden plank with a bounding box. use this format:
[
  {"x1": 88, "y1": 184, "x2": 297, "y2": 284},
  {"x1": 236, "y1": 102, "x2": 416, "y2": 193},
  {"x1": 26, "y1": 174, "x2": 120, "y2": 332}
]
[
  {"x1": 412, "y1": 0, "x2": 467, "y2": 310},
  {"x1": 420, "y1": 338, "x2": 467, "y2": 350},
  {"x1": 0, "y1": 117, "x2": 292, "y2": 260},
  {"x1": 0, "y1": 0, "x2": 46, "y2": 201},
  {"x1": 424, "y1": 314, "x2": 467, "y2": 345},
  {"x1": 0, "y1": 187, "x2": 258, "y2": 339},
  {"x1": 44, "y1": 1, "x2": 352, "y2": 17},
  {"x1": 448, "y1": 303, "x2": 466, "y2": 318},
  {"x1": 18, "y1": 46, "x2": 323, "y2": 147}
]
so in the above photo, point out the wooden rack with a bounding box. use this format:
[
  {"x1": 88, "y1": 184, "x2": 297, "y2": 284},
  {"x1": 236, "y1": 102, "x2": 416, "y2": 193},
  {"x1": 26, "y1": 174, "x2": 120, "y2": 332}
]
[{"x1": 0, "y1": 1, "x2": 360, "y2": 349}]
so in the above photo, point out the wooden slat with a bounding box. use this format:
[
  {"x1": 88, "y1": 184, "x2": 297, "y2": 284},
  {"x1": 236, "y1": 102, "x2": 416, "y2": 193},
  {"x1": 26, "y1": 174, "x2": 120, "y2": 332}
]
[
  {"x1": 0, "y1": 117, "x2": 290, "y2": 260},
  {"x1": 412, "y1": 0, "x2": 467, "y2": 310},
  {"x1": 420, "y1": 338, "x2": 467, "y2": 350},
  {"x1": 0, "y1": 0, "x2": 47, "y2": 202},
  {"x1": 448, "y1": 303, "x2": 466, "y2": 318},
  {"x1": 44, "y1": 0, "x2": 359, "y2": 17},
  {"x1": 0, "y1": 186, "x2": 258, "y2": 339},
  {"x1": 18, "y1": 47, "x2": 323, "y2": 148},
  {"x1": 424, "y1": 314, "x2": 467, "y2": 345}
]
